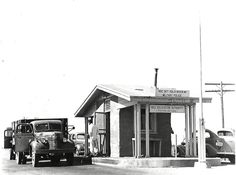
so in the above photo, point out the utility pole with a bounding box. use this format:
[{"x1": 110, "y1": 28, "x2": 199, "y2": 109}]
[
  {"x1": 205, "y1": 82, "x2": 235, "y2": 128},
  {"x1": 197, "y1": 21, "x2": 207, "y2": 167}
]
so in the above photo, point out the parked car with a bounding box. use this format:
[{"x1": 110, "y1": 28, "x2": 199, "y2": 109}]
[
  {"x1": 69, "y1": 132, "x2": 90, "y2": 156},
  {"x1": 217, "y1": 128, "x2": 235, "y2": 163},
  {"x1": 217, "y1": 128, "x2": 235, "y2": 143},
  {"x1": 177, "y1": 129, "x2": 235, "y2": 163}
]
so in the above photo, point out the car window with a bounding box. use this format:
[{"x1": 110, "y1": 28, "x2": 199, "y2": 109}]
[
  {"x1": 218, "y1": 132, "x2": 224, "y2": 136},
  {"x1": 77, "y1": 134, "x2": 84, "y2": 139},
  {"x1": 218, "y1": 131, "x2": 233, "y2": 136}
]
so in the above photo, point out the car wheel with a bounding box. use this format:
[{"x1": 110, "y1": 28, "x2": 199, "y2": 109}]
[{"x1": 229, "y1": 156, "x2": 235, "y2": 164}]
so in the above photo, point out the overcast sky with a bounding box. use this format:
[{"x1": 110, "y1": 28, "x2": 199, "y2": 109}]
[{"x1": 0, "y1": 0, "x2": 235, "y2": 141}]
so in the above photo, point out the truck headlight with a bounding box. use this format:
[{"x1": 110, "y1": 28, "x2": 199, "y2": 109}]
[
  {"x1": 63, "y1": 138, "x2": 67, "y2": 143},
  {"x1": 40, "y1": 138, "x2": 48, "y2": 144}
]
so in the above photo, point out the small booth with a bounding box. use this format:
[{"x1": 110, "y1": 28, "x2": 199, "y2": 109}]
[{"x1": 74, "y1": 84, "x2": 211, "y2": 158}]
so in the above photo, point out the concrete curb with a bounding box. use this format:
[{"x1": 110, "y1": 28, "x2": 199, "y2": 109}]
[{"x1": 92, "y1": 157, "x2": 221, "y2": 168}]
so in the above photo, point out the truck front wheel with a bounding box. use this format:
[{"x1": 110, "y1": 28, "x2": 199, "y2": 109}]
[
  {"x1": 51, "y1": 156, "x2": 60, "y2": 166},
  {"x1": 32, "y1": 153, "x2": 39, "y2": 167},
  {"x1": 66, "y1": 153, "x2": 74, "y2": 166},
  {"x1": 16, "y1": 152, "x2": 22, "y2": 164}
]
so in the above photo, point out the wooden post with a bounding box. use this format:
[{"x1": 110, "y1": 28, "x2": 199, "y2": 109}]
[
  {"x1": 145, "y1": 104, "x2": 150, "y2": 157},
  {"x1": 185, "y1": 105, "x2": 190, "y2": 157},
  {"x1": 137, "y1": 104, "x2": 142, "y2": 158},
  {"x1": 193, "y1": 104, "x2": 197, "y2": 157},
  {"x1": 134, "y1": 104, "x2": 137, "y2": 157},
  {"x1": 189, "y1": 105, "x2": 193, "y2": 156},
  {"x1": 85, "y1": 117, "x2": 89, "y2": 156}
]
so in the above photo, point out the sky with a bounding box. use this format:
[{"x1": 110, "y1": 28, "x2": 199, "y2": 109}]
[{"x1": 0, "y1": 0, "x2": 236, "y2": 146}]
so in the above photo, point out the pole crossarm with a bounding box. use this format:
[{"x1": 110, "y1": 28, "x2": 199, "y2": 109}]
[
  {"x1": 205, "y1": 90, "x2": 235, "y2": 93},
  {"x1": 205, "y1": 83, "x2": 235, "y2": 86},
  {"x1": 205, "y1": 81, "x2": 234, "y2": 128}
]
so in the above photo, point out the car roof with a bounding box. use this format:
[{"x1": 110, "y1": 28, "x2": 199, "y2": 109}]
[{"x1": 217, "y1": 128, "x2": 235, "y2": 133}]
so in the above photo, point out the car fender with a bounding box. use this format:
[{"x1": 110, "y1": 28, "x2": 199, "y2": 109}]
[{"x1": 206, "y1": 143, "x2": 217, "y2": 157}]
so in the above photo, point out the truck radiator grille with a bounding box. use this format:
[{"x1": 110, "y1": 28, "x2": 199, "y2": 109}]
[{"x1": 49, "y1": 133, "x2": 62, "y2": 149}]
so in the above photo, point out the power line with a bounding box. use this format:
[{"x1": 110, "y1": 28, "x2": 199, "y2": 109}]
[{"x1": 205, "y1": 81, "x2": 235, "y2": 128}]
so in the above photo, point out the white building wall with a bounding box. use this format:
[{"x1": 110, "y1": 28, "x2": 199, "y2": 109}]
[{"x1": 110, "y1": 100, "x2": 120, "y2": 157}]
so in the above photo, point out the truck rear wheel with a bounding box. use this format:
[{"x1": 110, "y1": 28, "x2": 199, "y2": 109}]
[
  {"x1": 32, "y1": 153, "x2": 39, "y2": 167},
  {"x1": 21, "y1": 154, "x2": 27, "y2": 164},
  {"x1": 66, "y1": 153, "x2": 74, "y2": 166},
  {"x1": 16, "y1": 152, "x2": 22, "y2": 164},
  {"x1": 10, "y1": 148, "x2": 15, "y2": 160}
]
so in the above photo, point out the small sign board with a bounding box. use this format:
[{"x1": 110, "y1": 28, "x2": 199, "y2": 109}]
[
  {"x1": 150, "y1": 105, "x2": 185, "y2": 113},
  {"x1": 156, "y1": 89, "x2": 190, "y2": 97}
]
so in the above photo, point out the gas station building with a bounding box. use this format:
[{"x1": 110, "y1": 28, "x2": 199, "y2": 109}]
[{"x1": 74, "y1": 84, "x2": 211, "y2": 158}]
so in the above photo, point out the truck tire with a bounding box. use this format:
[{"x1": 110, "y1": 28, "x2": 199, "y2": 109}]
[
  {"x1": 32, "y1": 153, "x2": 39, "y2": 167},
  {"x1": 51, "y1": 156, "x2": 60, "y2": 166},
  {"x1": 66, "y1": 153, "x2": 74, "y2": 166},
  {"x1": 21, "y1": 154, "x2": 27, "y2": 164},
  {"x1": 16, "y1": 152, "x2": 22, "y2": 164},
  {"x1": 10, "y1": 148, "x2": 15, "y2": 160}
]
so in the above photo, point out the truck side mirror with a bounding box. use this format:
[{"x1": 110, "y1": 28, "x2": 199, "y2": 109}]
[{"x1": 68, "y1": 125, "x2": 75, "y2": 132}]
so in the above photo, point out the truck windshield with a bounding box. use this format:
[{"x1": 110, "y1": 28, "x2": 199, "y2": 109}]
[
  {"x1": 35, "y1": 123, "x2": 62, "y2": 132},
  {"x1": 49, "y1": 123, "x2": 62, "y2": 131}
]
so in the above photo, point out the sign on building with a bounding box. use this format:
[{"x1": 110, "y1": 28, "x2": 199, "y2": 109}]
[
  {"x1": 156, "y1": 89, "x2": 190, "y2": 97},
  {"x1": 150, "y1": 105, "x2": 185, "y2": 113}
]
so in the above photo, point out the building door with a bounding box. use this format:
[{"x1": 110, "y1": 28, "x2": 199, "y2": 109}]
[{"x1": 95, "y1": 112, "x2": 110, "y2": 156}]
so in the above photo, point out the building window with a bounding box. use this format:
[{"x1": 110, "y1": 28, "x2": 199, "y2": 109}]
[{"x1": 141, "y1": 108, "x2": 157, "y2": 132}]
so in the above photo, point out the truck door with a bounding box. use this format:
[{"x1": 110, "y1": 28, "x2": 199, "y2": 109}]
[
  {"x1": 4, "y1": 128, "x2": 13, "y2": 148},
  {"x1": 15, "y1": 123, "x2": 33, "y2": 152}
]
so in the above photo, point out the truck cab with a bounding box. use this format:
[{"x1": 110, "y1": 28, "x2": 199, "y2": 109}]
[
  {"x1": 29, "y1": 120, "x2": 75, "y2": 167},
  {"x1": 5, "y1": 118, "x2": 75, "y2": 167}
]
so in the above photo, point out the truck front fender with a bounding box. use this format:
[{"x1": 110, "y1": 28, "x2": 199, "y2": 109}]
[{"x1": 30, "y1": 140, "x2": 49, "y2": 153}]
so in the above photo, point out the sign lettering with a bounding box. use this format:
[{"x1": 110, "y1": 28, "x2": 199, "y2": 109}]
[{"x1": 150, "y1": 105, "x2": 185, "y2": 113}]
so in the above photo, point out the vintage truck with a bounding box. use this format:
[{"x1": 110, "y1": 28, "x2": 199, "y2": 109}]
[{"x1": 4, "y1": 118, "x2": 76, "y2": 167}]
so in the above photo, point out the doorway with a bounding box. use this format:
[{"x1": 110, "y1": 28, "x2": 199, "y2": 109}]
[{"x1": 95, "y1": 112, "x2": 110, "y2": 156}]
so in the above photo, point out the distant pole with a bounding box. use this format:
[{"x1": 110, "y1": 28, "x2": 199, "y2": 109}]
[
  {"x1": 205, "y1": 82, "x2": 235, "y2": 128},
  {"x1": 220, "y1": 81, "x2": 225, "y2": 128}
]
